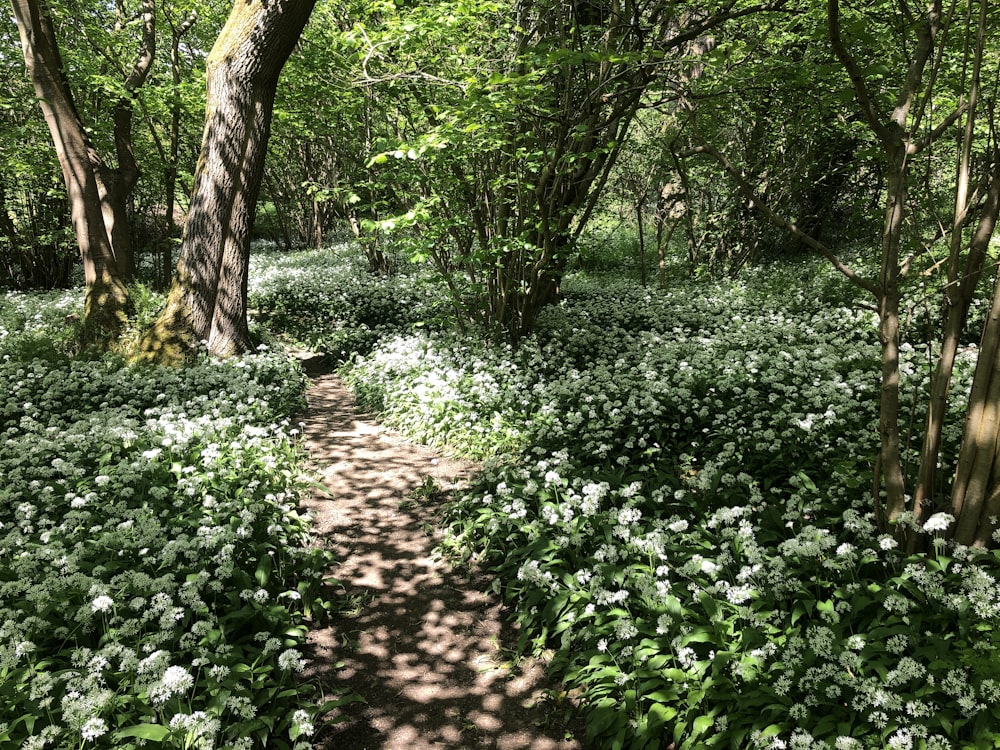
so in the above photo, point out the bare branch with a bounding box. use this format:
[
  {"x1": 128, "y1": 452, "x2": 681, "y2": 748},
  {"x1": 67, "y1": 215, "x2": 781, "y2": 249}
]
[
  {"x1": 685, "y1": 135, "x2": 880, "y2": 297},
  {"x1": 123, "y1": 0, "x2": 155, "y2": 92},
  {"x1": 910, "y1": 102, "x2": 970, "y2": 154},
  {"x1": 827, "y1": 0, "x2": 888, "y2": 140}
]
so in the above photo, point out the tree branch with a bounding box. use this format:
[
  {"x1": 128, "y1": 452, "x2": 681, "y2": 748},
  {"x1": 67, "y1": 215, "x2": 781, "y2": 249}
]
[
  {"x1": 684, "y1": 135, "x2": 881, "y2": 297},
  {"x1": 910, "y1": 101, "x2": 969, "y2": 154},
  {"x1": 827, "y1": 0, "x2": 889, "y2": 141}
]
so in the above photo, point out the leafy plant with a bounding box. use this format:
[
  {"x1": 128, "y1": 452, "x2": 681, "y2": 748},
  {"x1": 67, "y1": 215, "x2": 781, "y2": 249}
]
[
  {"x1": 335, "y1": 252, "x2": 998, "y2": 749},
  {"x1": 0, "y1": 335, "x2": 352, "y2": 749}
]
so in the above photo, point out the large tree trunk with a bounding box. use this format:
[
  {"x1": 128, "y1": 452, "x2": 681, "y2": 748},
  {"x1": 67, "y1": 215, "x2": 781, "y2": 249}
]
[
  {"x1": 140, "y1": 0, "x2": 315, "y2": 361},
  {"x1": 11, "y1": 0, "x2": 133, "y2": 346}
]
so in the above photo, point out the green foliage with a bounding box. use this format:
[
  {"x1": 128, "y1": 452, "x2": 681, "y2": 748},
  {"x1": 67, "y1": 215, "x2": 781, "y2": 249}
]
[
  {"x1": 669, "y1": 1, "x2": 881, "y2": 272},
  {"x1": 0, "y1": 321, "x2": 351, "y2": 749},
  {"x1": 331, "y1": 251, "x2": 997, "y2": 749},
  {"x1": 0, "y1": 289, "x2": 83, "y2": 360},
  {"x1": 278, "y1": 0, "x2": 753, "y2": 340},
  {"x1": 0, "y1": 17, "x2": 77, "y2": 291},
  {"x1": 247, "y1": 244, "x2": 442, "y2": 362}
]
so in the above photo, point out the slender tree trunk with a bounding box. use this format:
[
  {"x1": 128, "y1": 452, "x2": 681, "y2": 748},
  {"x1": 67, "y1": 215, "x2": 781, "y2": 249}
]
[
  {"x1": 948, "y1": 157, "x2": 1000, "y2": 547},
  {"x1": 100, "y1": 0, "x2": 156, "y2": 283},
  {"x1": 161, "y1": 9, "x2": 197, "y2": 290},
  {"x1": 827, "y1": 0, "x2": 942, "y2": 533},
  {"x1": 636, "y1": 199, "x2": 647, "y2": 287},
  {"x1": 875, "y1": 145, "x2": 908, "y2": 526},
  {"x1": 141, "y1": 0, "x2": 316, "y2": 361},
  {"x1": 263, "y1": 171, "x2": 295, "y2": 251},
  {"x1": 11, "y1": 0, "x2": 132, "y2": 346},
  {"x1": 910, "y1": 1, "x2": 990, "y2": 535}
]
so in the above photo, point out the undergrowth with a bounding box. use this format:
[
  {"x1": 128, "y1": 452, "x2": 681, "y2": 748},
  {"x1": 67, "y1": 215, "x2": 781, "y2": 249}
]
[{"x1": 0, "y1": 293, "x2": 353, "y2": 749}]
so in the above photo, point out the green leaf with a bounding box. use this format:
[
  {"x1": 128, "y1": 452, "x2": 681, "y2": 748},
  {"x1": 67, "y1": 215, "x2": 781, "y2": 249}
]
[
  {"x1": 693, "y1": 714, "x2": 714, "y2": 734},
  {"x1": 255, "y1": 555, "x2": 273, "y2": 587},
  {"x1": 646, "y1": 702, "x2": 677, "y2": 733},
  {"x1": 114, "y1": 724, "x2": 171, "y2": 742}
]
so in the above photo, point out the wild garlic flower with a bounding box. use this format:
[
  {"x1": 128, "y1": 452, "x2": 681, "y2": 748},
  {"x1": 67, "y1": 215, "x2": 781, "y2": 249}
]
[
  {"x1": 291, "y1": 709, "x2": 315, "y2": 737},
  {"x1": 80, "y1": 717, "x2": 107, "y2": 741},
  {"x1": 149, "y1": 665, "x2": 194, "y2": 704},
  {"x1": 278, "y1": 649, "x2": 306, "y2": 672},
  {"x1": 90, "y1": 595, "x2": 114, "y2": 613},
  {"x1": 922, "y1": 512, "x2": 955, "y2": 533}
]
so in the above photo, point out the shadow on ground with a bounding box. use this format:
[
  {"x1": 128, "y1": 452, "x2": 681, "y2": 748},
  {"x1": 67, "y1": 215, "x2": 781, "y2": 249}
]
[{"x1": 294, "y1": 355, "x2": 583, "y2": 750}]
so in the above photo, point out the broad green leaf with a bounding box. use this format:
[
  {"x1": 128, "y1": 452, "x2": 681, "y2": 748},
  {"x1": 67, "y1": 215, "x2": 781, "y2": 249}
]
[{"x1": 114, "y1": 724, "x2": 170, "y2": 742}]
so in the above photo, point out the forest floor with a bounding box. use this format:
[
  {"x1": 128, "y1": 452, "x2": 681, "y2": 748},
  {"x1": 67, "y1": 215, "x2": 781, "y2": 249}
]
[{"x1": 293, "y1": 353, "x2": 585, "y2": 750}]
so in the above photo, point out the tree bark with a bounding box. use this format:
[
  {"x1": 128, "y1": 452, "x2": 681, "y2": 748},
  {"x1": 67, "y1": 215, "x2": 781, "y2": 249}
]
[
  {"x1": 948, "y1": 157, "x2": 1000, "y2": 547},
  {"x1": 828, "y1": 0, "x2": 940, "y2": 532},
  {"x1": 161, "y1": 9, "x2": 198, "y2": 290},
  {"x1": 102, "y1": 0, "x2": 157, "y2": 283},
  {"x1": 11, "y1": 0, "x2": 132, "y2": 346},
  {"x1": 140, "y1": 0, "x2": 316, "y2": 361},
  {"x1": 910, "y1": 0, "x2": 990, "y2": 538}
]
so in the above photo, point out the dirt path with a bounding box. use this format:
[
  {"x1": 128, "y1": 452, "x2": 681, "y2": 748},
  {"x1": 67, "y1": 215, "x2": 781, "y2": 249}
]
[{"x1": 294, "y1": 355, "x2": 584, "y2": 750}]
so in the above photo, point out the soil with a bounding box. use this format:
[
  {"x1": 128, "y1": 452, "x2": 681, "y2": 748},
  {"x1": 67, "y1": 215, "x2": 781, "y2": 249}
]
[{"x1": 293, "y1": 353, "x2": 586, "y2": 750}]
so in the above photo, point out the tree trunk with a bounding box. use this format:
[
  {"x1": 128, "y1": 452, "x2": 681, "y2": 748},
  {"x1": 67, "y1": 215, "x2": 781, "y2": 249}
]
[
  {"x1": 951, "y1": 282, "x2": 1000, "y2": 547},
  {"x1": 11, "y1": 0, "x2": 132, "y2": 346},
  {"x1": 948, "y1": 157, "x2": 1000, "y2": 547},
  {"x1": 875, "y1": 144, "x2": 908, "y2": 528},
  {"x1": 160, "y1": 10, "x2": 198, "y2": 290},
  {"x1": 140, "y1": 0, "x2": 316, "y2": 361},
  {"x1": 101, "y1": 0, "x2": 156, "y2": 283},
  {"x1": 827, "y1": 0, "x2": 942, "y2": 533}
]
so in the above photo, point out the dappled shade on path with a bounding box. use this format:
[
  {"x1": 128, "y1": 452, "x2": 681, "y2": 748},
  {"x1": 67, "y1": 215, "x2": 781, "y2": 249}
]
[{"x1": 294, "y1": 354, "x2": 582, "y2": 750}]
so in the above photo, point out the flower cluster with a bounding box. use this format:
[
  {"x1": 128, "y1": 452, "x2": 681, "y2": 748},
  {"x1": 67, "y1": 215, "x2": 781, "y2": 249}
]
[
  {"x1": 247, "y1": 243, "x2": 440, "y2": 362},
  {"x1": 334, "y1": 259, "x2": 996, "y2": 749},
  {"x1": 0, "y1": 343, "x2": 337, "y2": 749}
]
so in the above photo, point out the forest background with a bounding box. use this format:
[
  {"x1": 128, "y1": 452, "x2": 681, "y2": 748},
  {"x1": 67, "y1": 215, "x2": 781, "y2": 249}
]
[{"x1": 4, "y1": 0, "x2": 1000, "y2": 748}]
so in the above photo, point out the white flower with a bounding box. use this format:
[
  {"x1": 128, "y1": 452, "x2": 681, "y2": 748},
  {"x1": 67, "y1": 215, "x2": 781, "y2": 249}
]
[
  {"x1": 887, "y1": 729, "x2": 913, "y2": 750},
  {"x1": 149, "y1": 665, "x2": 194, "y2": 703},
  {"x1": 278, "y1": 649, "x2": 306, "y2": 672},
  {"x1": 81, "y1": 717, "x2": 107, "y2": 741},
  {"x1": 676, "y1": 646, "x2": 697, "y2": 670},
  {"x1": 291, "y1": 709, "x2": 315, "y2": 738},
  {"x1": 923, "y1": 512, "x2": 955, "y2": 533},
  {"x1": 879, "y1": 535, "x2": 899, "y2": 551},
  {"x1": 90, "y1": 595, "x2": 114, "y2": 613},
  {"x1": 726, "y1": 585, "x2": 753, "y2": 605}
]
